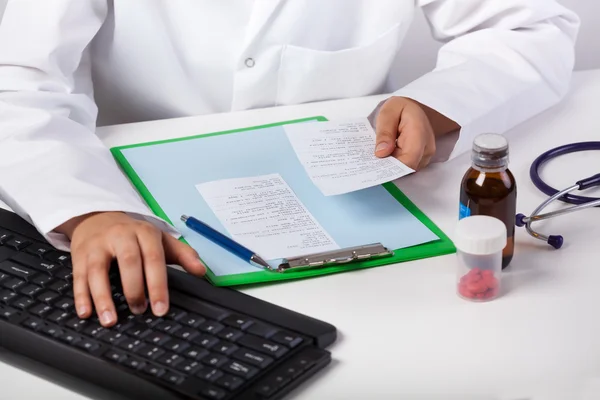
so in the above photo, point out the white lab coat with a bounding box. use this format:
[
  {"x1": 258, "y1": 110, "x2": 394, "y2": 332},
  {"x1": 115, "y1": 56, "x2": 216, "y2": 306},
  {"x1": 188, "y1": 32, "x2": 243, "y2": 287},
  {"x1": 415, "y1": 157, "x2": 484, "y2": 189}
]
[{"x1": 0, "y1": 0, "x2": 580, "y2": 250}]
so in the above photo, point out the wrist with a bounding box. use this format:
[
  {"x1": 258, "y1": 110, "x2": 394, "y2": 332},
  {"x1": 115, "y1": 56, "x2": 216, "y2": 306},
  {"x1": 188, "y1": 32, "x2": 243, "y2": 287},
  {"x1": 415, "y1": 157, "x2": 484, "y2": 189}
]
[
  {"x1": 55, "y1": 211, "x2": 117, "y2": 240},
  {"x1": 394, "y1": 96, "x2": 460, "y2": 137}
]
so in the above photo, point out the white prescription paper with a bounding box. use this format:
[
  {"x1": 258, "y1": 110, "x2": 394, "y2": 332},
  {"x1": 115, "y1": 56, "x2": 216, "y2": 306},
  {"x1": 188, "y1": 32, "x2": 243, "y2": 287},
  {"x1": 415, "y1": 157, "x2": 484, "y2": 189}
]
[
  {"x1": 195, "y1": 173, "x2": 339, "y2": 260},
  {"x1": 284, "y1": 118, "x2": 414, "y2": 196}
]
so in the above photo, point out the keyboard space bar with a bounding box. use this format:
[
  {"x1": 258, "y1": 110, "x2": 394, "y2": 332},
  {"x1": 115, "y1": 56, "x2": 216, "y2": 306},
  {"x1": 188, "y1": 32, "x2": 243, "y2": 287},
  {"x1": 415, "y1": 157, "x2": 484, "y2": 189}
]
[{"x1": 169, "y1": 290, "x2": 231, "y2": 321}]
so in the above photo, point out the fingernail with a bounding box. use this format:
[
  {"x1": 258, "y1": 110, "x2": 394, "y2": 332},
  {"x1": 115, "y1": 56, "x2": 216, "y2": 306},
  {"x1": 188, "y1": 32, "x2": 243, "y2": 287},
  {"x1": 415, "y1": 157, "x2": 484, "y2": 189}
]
[
  {"x1": 77, "y1": 305, "x2": 88, "y2": 317},
  {"x1": 154, "y1": 301, "x2": 168, "y2": 316},
  {"x1": 130, "y1": 302, "x2": 147, "y2": 315},
  {"x1": 375, "y1": 142, "x2": 389, "y2": 152},
  {"x1": 100, "y1": 310, "x2": 115, "y2": 325}
]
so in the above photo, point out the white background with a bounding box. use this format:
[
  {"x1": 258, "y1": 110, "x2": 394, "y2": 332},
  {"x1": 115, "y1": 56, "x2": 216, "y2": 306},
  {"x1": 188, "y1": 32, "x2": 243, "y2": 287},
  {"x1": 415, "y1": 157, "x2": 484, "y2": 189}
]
[{"x1": 0, "y1": 0, "x2": 597, "y2": 88}]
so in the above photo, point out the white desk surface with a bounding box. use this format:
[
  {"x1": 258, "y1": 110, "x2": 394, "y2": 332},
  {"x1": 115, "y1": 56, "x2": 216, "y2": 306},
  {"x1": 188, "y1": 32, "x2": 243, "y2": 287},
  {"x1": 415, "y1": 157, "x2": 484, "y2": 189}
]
[{"x1": 2, "y1": 69, "x2": 600, "y2": 400}]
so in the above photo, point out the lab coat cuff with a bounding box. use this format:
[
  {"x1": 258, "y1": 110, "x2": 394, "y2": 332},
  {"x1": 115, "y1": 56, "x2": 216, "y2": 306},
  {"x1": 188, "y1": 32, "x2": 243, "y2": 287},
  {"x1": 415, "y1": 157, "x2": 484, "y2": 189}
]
[{"x1": 36, "y1": 204, "x2": 181, "y2": 252}]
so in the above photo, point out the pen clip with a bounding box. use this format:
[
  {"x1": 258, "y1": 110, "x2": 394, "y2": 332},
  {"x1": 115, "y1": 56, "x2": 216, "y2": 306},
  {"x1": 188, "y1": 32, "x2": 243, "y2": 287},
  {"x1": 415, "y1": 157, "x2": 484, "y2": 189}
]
[{"x1": 276, "y1": 243, "x2": 393, "y2": 273}]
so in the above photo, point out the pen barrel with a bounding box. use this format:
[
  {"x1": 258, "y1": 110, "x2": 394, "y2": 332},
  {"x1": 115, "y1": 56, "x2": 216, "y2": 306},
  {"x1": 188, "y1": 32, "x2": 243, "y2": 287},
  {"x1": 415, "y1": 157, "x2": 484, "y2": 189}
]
[{"x1": 185, "y1": 217, "x2": 254, "y2": 260}]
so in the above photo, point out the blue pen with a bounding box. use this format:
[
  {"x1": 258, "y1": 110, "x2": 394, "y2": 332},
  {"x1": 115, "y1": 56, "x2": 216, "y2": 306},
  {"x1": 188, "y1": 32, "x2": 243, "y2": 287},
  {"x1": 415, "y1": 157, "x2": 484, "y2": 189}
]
[{"x1": 180, "y1": 215, "x2": 272, "y2": 270}]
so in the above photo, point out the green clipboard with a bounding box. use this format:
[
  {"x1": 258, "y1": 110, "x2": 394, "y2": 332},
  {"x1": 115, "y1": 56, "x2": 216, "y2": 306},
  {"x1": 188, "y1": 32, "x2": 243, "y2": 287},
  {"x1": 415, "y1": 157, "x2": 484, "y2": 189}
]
[{"x1": 110, "y1": 116, "x2": 456, "y2": 287}]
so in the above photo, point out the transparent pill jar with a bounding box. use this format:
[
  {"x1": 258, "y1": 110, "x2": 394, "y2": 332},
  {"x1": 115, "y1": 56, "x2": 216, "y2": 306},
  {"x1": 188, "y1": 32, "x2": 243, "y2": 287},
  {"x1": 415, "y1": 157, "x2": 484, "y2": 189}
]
[{"x1": 454, "y1": 215, "x2": 507, "y2": 302}]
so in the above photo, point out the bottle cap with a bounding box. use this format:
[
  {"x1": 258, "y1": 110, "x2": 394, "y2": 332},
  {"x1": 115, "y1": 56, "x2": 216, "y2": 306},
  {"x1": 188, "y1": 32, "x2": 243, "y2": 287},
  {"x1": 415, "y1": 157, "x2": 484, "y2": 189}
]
[
  {"x1": 454, "y1": 216, "x2": 507, "y2": 255},
  {"x1": 472, "y1": 133, "x2": 509, "y2": 168}
]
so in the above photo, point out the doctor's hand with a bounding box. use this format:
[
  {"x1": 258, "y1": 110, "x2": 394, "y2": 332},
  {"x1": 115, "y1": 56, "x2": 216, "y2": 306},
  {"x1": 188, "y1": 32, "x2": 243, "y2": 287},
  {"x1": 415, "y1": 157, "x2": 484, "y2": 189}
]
[
  {"x1": 374, "y1": 96, "x2": 460, "y2": 170},
  {"x1": 56, "y1": 212, "x2": 206, "y2": 327}
]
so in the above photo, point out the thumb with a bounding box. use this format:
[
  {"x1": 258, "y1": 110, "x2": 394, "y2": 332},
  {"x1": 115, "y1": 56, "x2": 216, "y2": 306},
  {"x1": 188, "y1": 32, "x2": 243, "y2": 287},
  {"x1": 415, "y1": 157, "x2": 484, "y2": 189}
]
[
  {"x1": 162, "y1": 233, "x2": 207, "y2": 276},
  {"x1": 374, "y1": 99, "x2": 402, "y2": 157}
]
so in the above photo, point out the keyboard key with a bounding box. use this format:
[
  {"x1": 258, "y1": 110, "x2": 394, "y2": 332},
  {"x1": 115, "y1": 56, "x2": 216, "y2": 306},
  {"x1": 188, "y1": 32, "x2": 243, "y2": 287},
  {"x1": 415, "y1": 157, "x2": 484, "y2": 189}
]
[
  {"x1": 59, "y1": 332, "x2": 82, "y2": 345},
  {"x1": 237, "y1": 335, "x2": 288, "y2": 358},
  {"x1": 198, "y1": 320, "x2": 224, "y2": 334},
  {"x1": 112, "y1": 319, "x2": 134, "y2": 333},
  {"x1": 0, "y1": 247, "x2": 16, "y2": 263},
  {"x1": 53, "y1": 297, "x2": 75, "y2": 311},
  {"x1": 5, "y1": 238, "x2": 31, "y2": 251},
  {"x1": 123, "y1": 356, "x2": 145, "y2": 370},
  {"x1": 31, "y1": 274, "x2": 54, "y2": 287},
  {"x1": 18, "y1": 284, "x2": 43, "y2": 298},
  {"x1": 83, "y1": 323, "x2": 106, "y2": 338},
  {"x1": 100, "y1": 331, "x2": 126, "y2": 345},
  {"x1": 255, "y1": 381, "x2": 278, "y2": 397},
  {"x1": 247, "y1": 323, "x2": 278, "y2": 339},
  {"x1": 65, "y1": 317, "x2": 90, "y2": 332},
  {"x1": 179, "y1": 313, "x2": 205, "y2": 328},
  {"x1": 25, "y1": 243, "x2": 54, "y2": 258},
  {"x1": 0, "y1": 306, "x2": 19, "y2": 320},
  {"x1": 222, "y1": 360, "x2": 258, "y2": 379},
  {"x1": 45, "y1": 252, "x2": 71, "y2": 266},
  {"x1": 0, "y1": 289, "x2": 18, "y2": 304},
  {"x1": 142, "y1": 363, "x2": 165, "y2": 377},
  {"x1": 217, "y1": 328, "x2": 243, "y2": 342},
  {"x1": 136, "y1": 314, "x2": 163, "y2": 327},
  {"x1": 75, "y1": 338, "x2": 100, "y2": 352},
  {"x1": 21, "y1": 317, "x2": 44, "y2": 331},
  {"x1": 104, "y1": 349, "x2": 127, "y2": 363},
  {"x1": 162, "y1": 371, "x2": 185, "y2": 385},
  {"x1": 155, "y1": 320, "x2": 181, "y2": 334},
  {"x1": 196, "y1": 367, "x2": 223, "y2": 383},
  {"x1": 270, "y1": 331, "x2": 303, "y2": 348},
  {"x1": 200, "y1": 386, "x2": 226, "y2": 399},
  {"x1": 193, "y1": 334, "x2": 219, "y2": 349},
  {"x1": 125, "y1": 324, "x2": 151, "y2": 339},
  {"x1": 182, "y1": 298, "x2": 229, "y2": 321},
  {"x1": 118, "y1": 337, "x2": 144, "y2": 352},
  {"x1": 0, "y1": 272, "x2": 9, "y2": 283},
  {"x1": 54, "y1": 268, "x2": 73, "y2": 281},
  {"x1": 48, "y1": 280, "x2": 71, "y2": 294},
  {"x1": 1, "y1": 277, "x2": 24, "y2": 291},
  {"x1": 47, "y1": 310, "x2": 71, "y2": 324},
  {"x1": 215, "y1": 374, "x2": 244, "y2": 391},
  {"x1": 213, "y1": 341, "x2": 238, "y2": 356},
  {"x1": 166, "y1": 307, "x2": 187, "y2": 321},
  {"x1": 40, "y1": 324, "x2": 63, "y2": 338},
  {"x1": 157, "y1": 353, "x2": 183, "y2": 368},
  {"x1": 11, "y1": 252, "x2": 59, "y2": 274},
  {"x1": 201, "y1": 353, "x2": 228, "y2": 368},
  {"x1": 29, "y1": 303, "x2": 52, "y2": 317},
  {"x1": 144, "y1": 331, "x2": 171, "y2": 346},
  {"x1": 175, "y1": 359, "x2": 202, "y2": 374},
  {"x1": 232, "y1": 348, "x2": 273, "y2": 369},
  {"x1": 135, "y1": 345, "x2": 165, "y2": 360},
  {"x1": 183, "y1": 347, "x2": 209, "y2": 361},
  {"x1": 163, "y1": 338, "x2": 190, "y2": 353},
  {"x1": 0, "y1": 231, "x2": 13, "y2": 245},
  {"x1": 12, "y1": 296, "x2": 35, "y2": 310},
  {"x1": 173, "y1": 327, "x2": 199, "y2": 341},
  {"x1": 282, "y1": 364, "x2": 302, "y2": 379},
  {"x1": 222, "y1": 315, "x2": 254, "y2": 331},
  {"x1": 37, "y1": 290, "x2": 60, "y2": 304},
  {"x1": 0, "y1": 261, "x2": 36, "y2": 281}
]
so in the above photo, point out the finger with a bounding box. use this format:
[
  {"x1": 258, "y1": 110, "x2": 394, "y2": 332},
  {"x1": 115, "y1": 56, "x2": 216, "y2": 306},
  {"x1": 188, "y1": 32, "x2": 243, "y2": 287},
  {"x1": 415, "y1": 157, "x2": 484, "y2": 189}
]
[
  {"x1": 113, "y1": 232, "x2": 147, "y2": 315},
  {"x1": 136, "y1": 224, "x2": 169, "y2": 317},
  {"x1": 87, "y1": 250, "x2": 117, "y2": 327},
  {"x1": 71, "y1": 247, "x2": 92, "y2": 319},
  {"x1": 374, "y1": 98, "x2": 402, "y2": 157},
  {"x1": 417, "y1": 155, "x2": 432, "y2": 171},
  {"x1": 395, "y1": 124, "x2": 427, "y2": 171},
  {"x1": 163, "y1": 234, "x2": 206, "y2": 276}
]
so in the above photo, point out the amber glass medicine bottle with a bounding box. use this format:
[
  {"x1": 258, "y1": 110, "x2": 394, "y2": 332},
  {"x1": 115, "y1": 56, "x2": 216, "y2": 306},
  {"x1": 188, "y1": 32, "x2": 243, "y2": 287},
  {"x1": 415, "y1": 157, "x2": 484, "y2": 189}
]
[{"x1": 459, "y1": 133, "x2": 516, "y2": 269}]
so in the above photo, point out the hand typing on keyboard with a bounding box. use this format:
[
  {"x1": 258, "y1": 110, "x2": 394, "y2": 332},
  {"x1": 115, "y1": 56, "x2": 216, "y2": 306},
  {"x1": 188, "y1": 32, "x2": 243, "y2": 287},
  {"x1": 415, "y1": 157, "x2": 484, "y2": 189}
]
[{"x1": 56, "y1": 212, "x2": 206, "y2": 327}]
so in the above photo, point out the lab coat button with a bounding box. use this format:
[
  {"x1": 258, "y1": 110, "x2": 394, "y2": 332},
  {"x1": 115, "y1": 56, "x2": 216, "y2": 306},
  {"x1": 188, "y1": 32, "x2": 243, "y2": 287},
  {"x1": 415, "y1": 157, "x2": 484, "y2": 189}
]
[{"x1": 244, "y1": 58, "x2": 255, "y2": 68}]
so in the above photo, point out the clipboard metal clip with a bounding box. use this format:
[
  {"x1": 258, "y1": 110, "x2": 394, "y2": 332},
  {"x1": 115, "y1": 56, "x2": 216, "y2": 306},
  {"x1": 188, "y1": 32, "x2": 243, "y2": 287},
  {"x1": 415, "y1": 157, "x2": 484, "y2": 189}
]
[{"x1": 276, "y1": 243, "x2": 393, "y2": 273}]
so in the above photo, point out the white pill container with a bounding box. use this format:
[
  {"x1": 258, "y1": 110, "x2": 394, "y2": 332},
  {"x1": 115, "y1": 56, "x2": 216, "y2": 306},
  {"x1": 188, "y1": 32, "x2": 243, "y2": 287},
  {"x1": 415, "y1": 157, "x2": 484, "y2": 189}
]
[{"x1": 454, "y1": 215, "x2": 507, "y2": 302}]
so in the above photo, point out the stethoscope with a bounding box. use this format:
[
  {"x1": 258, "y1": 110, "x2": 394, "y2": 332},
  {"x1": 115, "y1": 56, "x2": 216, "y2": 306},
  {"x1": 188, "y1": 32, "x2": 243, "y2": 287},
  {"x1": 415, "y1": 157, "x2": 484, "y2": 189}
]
[{"x1": 515, "y1": 141, "x2": 600, "y2": 249}]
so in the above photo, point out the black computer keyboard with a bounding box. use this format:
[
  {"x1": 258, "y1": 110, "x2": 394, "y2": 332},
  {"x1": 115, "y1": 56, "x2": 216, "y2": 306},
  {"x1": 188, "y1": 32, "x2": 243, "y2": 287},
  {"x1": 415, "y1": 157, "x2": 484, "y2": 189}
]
[{"x1": 0, "y1": 208, "x2": 336, "y2": 399}]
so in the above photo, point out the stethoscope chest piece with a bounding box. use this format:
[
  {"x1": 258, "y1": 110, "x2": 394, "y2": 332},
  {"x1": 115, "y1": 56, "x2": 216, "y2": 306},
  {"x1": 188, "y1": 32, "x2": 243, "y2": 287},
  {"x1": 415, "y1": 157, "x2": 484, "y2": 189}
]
[{"x1": 517, "y1": 141, "x2": 600, "y2": 249}]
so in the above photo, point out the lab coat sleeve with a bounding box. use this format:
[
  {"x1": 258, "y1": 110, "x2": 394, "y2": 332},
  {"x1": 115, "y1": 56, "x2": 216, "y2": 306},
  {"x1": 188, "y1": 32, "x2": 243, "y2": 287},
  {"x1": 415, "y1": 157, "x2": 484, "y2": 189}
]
[
  {"x1": 0, "y1": 1, "x2": 179, "y2": 251},
  {"x1": 391, "y1": 0, "x2": 580, "y2": 162}
]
